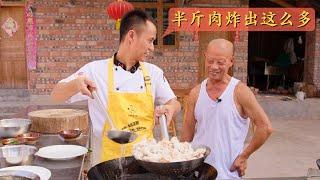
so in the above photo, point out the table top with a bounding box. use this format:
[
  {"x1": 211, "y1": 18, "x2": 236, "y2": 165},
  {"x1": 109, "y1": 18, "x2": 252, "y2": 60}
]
[
  {"x1": 0, "y1": 104, "x2": 90, "y2": 179},
  {"x1": 0, "y1": 134, "x2": 89, "y2": 180}
]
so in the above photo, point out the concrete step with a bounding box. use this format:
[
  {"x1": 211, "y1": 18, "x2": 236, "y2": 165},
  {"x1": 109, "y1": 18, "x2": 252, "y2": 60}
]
[
  {"x1": 0, "y1": 89, "x2": 30, "y2": 97},
  {"x1": 0, "y1": 106, "x2": 25, "y2": 114},
  {"x1": 258, "y1": 95, "x2": 320, "y2": 120},
  {"x1": 0, "y1": 89, "x2": 30, "y2": 102},
  {"x1": 0, "y1": 112, "x2": 17, "y2": 119}
]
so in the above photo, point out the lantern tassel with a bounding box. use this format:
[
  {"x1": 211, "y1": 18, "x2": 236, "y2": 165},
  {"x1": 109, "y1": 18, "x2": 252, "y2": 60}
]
[{"x1": 116, "y1": 19, "x2": 121, "y2": 30}]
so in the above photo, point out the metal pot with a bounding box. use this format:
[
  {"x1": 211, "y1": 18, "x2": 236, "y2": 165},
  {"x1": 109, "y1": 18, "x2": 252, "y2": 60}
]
[
  {"x1": 0, "y1": 145, "x2": 37, "y2": 168},
  {"x1": 0, "y1": 119, "x2": 32, "y2": 138}
]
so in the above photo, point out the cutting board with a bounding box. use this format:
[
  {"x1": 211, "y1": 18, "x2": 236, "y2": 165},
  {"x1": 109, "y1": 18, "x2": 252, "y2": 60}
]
[{"x1": 28, "y1": 109, "x2": 88, "y2": 134}]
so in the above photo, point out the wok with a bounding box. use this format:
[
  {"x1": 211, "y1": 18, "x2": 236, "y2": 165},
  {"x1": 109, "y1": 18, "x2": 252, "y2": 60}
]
[
  {"x1": 87, "y1": 155, "x2": 217, "y2": 180},
  {"x1": 136, "y1": 144, "x2": 211, "y2": 177},
  {"x1": 87, "y1": 156, "x2": 144, "y2": 180}
]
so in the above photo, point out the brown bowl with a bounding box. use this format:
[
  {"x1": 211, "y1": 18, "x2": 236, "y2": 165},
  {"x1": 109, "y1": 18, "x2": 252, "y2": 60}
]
[
  {"x1": 59, "y1": 129, "x2": 82, "y2": 140},
  {"x1": 1, "y1": 138, "x2": 26, "y2": 145},
  {"x1": 17, "y1": 132, "x2": 41, "y2": 145}
]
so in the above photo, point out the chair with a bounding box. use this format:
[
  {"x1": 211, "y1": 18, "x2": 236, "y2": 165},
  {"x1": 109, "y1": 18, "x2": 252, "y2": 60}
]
[{"x1": 264, "y1": 62, "x2": 285, "y2": 91}]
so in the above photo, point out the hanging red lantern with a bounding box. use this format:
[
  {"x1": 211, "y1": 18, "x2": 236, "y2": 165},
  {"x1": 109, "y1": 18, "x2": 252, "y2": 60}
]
[{"x1": 107, "y1": 0, "x2": 134, "y2": 29}]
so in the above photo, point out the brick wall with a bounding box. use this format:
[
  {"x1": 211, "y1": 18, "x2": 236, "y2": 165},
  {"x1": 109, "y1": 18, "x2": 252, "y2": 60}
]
[
  {"x1": 315, "y1": 19, "x2": 320, "y2": 94},
  {"x1": 233, "y1": 31, "x2": 248, "y2": 84},
  {"x1": 29, "y1": 0, "x2": 250, "y2": 95},
  {"x1": 30, "y1": 0, "x2": 116, "y2": 94},
  {"x1": 29, "y1": 0, "x2": 199, "y2": 94},
  {"x1": 149, "y1": 34, "x2": 199, "y2": 89},
  {"x1": 305, "y1": 19, "x2": 320, "y2": 95}
]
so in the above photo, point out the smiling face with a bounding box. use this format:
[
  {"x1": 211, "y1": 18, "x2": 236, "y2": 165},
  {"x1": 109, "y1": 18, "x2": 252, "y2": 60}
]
[
  {"x1": 129, "y1": 20, "x2": 156, "y2": 62},
  {"x1": 205, "y1": 39, "x2": 234, "y2": 81}
]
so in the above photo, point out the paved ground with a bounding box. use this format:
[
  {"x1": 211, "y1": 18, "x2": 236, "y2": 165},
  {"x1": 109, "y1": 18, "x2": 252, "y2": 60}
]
[
  {"x1": 245, "y1": 117, "x2": 320, "y2": 178},
  {"x1": 1, "y1": 94, "x2": 320, "y2": 178},
  {"x1": 245, "y1": 96, "x2": 320, "y2": 178}
]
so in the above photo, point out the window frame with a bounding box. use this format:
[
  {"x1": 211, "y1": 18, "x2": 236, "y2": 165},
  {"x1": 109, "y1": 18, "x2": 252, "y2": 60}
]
[{"x1": 128, "y1": 0, "x2": 179, "y2": 49}]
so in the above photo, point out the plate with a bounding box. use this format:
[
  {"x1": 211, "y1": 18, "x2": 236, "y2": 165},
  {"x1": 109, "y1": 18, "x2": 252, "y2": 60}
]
[
  {"x1": 35, "y1": 145, "x2": 88, "y2": 160},
  {"x1": 0, "y1": 165, "x2": 51, "y2": 180}
]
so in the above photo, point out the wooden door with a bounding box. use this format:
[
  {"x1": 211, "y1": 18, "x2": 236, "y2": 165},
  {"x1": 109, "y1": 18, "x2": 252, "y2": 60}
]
[
  {"x1": 0, "y1": 6, "x2": 27, "y2": 88},
  {"x1": 198, "y1": 32, "x2": 232, "y2": 82}
]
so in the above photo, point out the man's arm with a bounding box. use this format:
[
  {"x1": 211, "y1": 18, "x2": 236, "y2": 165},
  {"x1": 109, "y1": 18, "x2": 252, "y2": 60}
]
[
  {"x1": 181, "y1": 85, "x2": 200, "y2": 142},
  {"x1": 51, "y1": 75, "x2": 96, "y2": 103},
  {"x1": 231, "y1": 83, "x2": 273, "y2": 176},
  {"x1": 164, "y1": 98, "x2": 181, "y2": 124},
  {"x1": 237, "y1": 83, "x2": 273, "y2": 159}
]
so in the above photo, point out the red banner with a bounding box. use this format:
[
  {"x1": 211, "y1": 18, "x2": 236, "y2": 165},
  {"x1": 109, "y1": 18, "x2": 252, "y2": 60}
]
[
  {"x1": 25, "y1": 1, "x2": 37, "y2": 70},
  {"x1": 163, "y1": 8, "x2": 315, "y2": 37}
]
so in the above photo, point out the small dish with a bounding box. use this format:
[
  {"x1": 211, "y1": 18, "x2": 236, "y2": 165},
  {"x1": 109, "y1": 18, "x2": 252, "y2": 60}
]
[
  {"x1": 17, "y1": 132, "x2": 41, "y2": 145},
  {"x1": 58, "y1": 129, "x2": 82, "y2": 141},
  {"x1": 1, "y1": 138, "x2": 26, "y2": 145}
]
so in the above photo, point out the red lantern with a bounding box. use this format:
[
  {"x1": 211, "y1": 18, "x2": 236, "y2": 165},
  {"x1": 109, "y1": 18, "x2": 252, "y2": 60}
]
[{"x1": 107, "y1": 0, "x2": 134, "y2": 29}]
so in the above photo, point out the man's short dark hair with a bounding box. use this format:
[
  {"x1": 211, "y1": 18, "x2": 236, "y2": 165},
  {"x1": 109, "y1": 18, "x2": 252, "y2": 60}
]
[{"x1": 119, "y1": 9, "x2": 153, "y2": 42}]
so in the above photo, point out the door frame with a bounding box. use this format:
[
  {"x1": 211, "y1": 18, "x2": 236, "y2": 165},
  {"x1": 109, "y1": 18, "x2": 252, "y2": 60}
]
[{"x1": 0, "y1": 1, "x2": 28, "y2": 89}]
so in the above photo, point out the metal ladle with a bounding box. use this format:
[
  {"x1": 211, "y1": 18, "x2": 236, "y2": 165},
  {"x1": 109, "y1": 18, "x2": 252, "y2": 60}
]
[
  {"x1": 91, "y1": 90, "x2": 137, "y2": 144},
  {"x1": 159, "y1": 105, "x2": 170, "y2": 140}
]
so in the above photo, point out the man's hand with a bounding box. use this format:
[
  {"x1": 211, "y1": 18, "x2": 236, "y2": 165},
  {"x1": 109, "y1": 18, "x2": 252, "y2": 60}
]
[
  {"x1": 230, "y1": 154, "x2": 248, "y2": 177},
  {"x1": 75, "y1": 75, "x2": 96, "y2": 99},
  {"x1": 154, "y1": 105, "x2": 175, "y2": 126}
]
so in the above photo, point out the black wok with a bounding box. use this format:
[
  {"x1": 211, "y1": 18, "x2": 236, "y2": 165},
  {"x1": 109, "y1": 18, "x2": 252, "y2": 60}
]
[{"x1": 87, "y1": 156, "x2": 217, "y2": 180}]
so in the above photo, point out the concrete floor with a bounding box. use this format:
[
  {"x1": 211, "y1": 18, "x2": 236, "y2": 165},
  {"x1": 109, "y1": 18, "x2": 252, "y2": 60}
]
[
  {"x1": 245, "y1": 96, "x2": 320, "y2": 178},
  {"x1": 245, "y1": 117, "x2": 320, "y2": 178}
]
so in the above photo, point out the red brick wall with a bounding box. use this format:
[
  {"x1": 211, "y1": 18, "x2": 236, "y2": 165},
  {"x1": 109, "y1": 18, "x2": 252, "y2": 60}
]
[
  {"x1": 315, "y1": 20, "x2": 320, "y2": 94},
  {"x1": 29, "y1": 0, "x2": 199, "y2": 94},
  {"x1": 233, "y1": 31, "x2": 248, "y2": 84},
  {"x1": 305, "y1": 19, "x2": 320, "y2": 95},
  {"x1": 149, "y1": 34, "x2": 200, "y2": 89},
  {"x1": 29, "y1": 0, "x2": 249, "y2": 95}
]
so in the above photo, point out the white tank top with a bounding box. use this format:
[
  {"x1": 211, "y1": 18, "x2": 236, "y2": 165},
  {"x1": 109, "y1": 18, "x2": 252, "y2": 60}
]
[{"x1": 192, "y1": 77, "x2": 249, "y2": 179}]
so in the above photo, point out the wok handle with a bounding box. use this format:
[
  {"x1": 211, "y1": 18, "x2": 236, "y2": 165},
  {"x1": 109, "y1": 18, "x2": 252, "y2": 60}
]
[{"x1": 160, "y1": 114, "x2": 170, "y2": 140}]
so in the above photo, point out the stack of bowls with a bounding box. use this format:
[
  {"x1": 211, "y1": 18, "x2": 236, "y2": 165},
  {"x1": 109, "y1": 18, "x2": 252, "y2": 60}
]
[{"x1": 0, "y1": 119, "x2": 37, "y2": 146}]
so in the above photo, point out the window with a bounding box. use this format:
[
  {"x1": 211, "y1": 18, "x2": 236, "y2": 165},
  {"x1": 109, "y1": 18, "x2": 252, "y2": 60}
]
[{"x1": 128, "y1": 0, "x2": 178, "y2": 47}]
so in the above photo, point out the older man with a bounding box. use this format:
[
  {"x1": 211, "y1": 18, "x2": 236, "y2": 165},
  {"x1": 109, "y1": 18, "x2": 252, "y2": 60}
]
[{"x1": 182, "y1": 39, "x2": 273, "y2": 179}]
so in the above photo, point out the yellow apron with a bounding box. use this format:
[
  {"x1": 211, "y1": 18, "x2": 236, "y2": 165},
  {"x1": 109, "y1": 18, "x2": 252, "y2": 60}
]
[{"x1": 101, "y1": 58, "x2": 155, "y2": 161}]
